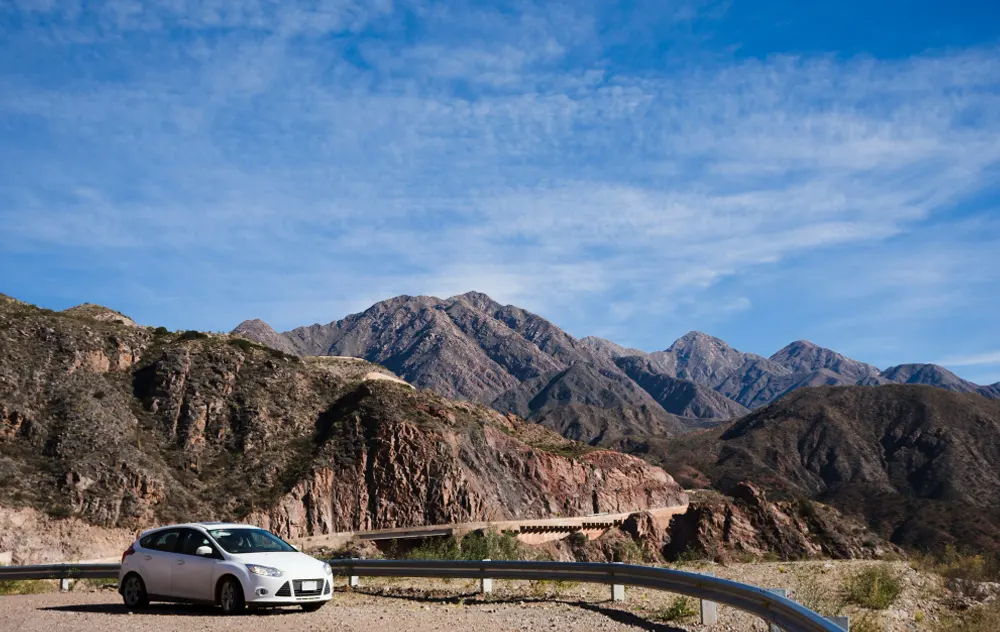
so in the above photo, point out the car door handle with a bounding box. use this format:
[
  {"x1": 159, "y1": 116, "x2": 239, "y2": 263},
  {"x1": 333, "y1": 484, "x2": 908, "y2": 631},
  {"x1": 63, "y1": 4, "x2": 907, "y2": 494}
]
[
  {"x1": 176, "y1": 559, "x2": 185, "y2": 565},
  {"x1": 143, "y1": 555, "x2": 152, "y2": 561}
]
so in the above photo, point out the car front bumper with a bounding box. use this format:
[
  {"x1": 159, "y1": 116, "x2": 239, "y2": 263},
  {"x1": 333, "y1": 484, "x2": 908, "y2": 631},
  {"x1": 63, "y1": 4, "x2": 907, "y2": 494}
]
[{"x1": 243, "y1": 574, "x2": 334, "y2": 605}]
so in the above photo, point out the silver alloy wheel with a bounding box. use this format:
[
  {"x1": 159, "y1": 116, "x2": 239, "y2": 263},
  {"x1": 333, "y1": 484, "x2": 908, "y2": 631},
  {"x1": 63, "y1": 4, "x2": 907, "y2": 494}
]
[
  {"x1": 220, "y1": 581, "x2": 235, "y2": 612},
  {"x1": 123, "y1": 577, "x2": 142, "y2": 606}
]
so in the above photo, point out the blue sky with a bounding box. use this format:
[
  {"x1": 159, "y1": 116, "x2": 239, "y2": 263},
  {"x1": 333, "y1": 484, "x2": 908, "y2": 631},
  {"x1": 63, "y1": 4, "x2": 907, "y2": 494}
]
[{"x1": 1, "y1": 1, "x2": 999, "y2": 383}]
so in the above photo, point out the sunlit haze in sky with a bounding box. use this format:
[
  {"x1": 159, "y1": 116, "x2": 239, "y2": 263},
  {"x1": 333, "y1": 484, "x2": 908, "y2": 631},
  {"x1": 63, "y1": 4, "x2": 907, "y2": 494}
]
[{"x1": 2, "y1": 1, "x2": 999, "y2": 383}]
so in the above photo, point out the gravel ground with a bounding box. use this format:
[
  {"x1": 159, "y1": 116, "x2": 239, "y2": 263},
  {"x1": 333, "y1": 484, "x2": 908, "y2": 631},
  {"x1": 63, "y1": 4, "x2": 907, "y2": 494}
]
[{"x1": 0, "y1": 561, "x2": 954, "y2": 631}]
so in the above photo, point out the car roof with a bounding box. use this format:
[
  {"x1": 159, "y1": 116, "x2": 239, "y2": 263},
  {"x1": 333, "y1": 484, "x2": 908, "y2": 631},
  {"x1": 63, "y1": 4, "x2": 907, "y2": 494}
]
[{"x1": 137, "y1": 522, "x2": 262, "y2": 538}]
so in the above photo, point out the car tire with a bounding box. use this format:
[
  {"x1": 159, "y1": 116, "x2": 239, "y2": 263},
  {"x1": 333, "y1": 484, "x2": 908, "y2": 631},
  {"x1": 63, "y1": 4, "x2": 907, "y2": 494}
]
[
  {"x1": 121, "y1": 573, "x2": 149, "y2": 610},
  {"x1": 301, "y1": 602, "x2": 326, "y2": 613},
  {"x1": 218, "y1": 577, "x2": 246, "y2": 616}
]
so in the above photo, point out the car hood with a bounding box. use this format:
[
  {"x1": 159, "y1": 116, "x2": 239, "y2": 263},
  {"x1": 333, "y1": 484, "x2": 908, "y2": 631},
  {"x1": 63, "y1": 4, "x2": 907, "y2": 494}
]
[{"x1": 228, "y1": 551, "x2": 328, "y2": 577}]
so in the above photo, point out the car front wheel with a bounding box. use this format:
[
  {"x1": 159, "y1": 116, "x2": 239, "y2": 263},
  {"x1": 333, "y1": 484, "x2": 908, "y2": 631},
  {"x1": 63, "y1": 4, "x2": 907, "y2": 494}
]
[
  {"x1": 121, "y1": 574, "x2": 149, "y2": 610},
  {"x1": 218, "y1": 577, "x2": 246, "y2": 615}
]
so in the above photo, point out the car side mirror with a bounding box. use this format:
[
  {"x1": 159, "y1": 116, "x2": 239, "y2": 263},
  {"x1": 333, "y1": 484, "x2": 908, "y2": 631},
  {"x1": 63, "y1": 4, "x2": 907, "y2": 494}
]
[{"x1": 196, "y1": 545, "x2": 214, "y2": 556}]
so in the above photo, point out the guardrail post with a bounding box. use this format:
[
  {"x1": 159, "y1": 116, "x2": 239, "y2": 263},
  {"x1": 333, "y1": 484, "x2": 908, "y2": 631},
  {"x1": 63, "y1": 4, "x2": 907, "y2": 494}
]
[
  {"x1": 700, "y1": 572, "x2": 718, "y2": 625},
  {"x1": 347, "y1": 559, "x2": 360, "y2": 589},
  {"x1": 828, "y1": 615, "x2": 849, "y2": 631},
  {"x1": 611, "y1": 562, "x2": 625, "y2": 602},
  {"x1": 767, "y1": 589, "x2": 787, "y2": 632},
  {"x1": 479, "y1": 559, "x2": 493, "y2": 594},
  {"x1": 60, "y1": 578, "x2": 71, "y2": 592}
]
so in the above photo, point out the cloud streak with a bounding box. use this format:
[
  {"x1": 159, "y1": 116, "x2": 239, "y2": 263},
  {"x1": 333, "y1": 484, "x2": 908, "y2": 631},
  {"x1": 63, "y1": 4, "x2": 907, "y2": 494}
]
[
  {"x1": 938, "y1": 352, "x2": 1000, "y2": 367},
  {"x1": 1, "y1": 1, "x2": 999, "y2": 374}
]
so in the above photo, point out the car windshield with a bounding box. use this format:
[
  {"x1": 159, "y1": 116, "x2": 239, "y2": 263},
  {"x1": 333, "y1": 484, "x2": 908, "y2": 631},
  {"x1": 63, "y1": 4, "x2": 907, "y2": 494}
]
[{"x1": 207, "y1": 528, "x2": 296, "y2": 554}]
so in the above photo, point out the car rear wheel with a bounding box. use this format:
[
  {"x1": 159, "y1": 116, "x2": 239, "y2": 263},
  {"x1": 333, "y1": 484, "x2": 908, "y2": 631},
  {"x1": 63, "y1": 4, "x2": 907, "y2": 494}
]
[
  {"x1": 301, "y1": 602, "x2": 326, "y2": 612},
  {"x1": 218, "y1": 577, "x2": 246, "y2": 615},
  {"x1": 121, "y1": 574, "x2": 149, "y2": 609}
]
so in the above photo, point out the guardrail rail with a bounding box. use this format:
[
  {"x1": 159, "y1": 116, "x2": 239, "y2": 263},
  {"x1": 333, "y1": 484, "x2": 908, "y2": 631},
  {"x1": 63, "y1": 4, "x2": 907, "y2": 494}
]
[
  {"x1": 0, "y1": 559, "x2": 848, "y2": 631},
  {"x1": 328, "y1": 559, "x2": 847, "y2": 632}
]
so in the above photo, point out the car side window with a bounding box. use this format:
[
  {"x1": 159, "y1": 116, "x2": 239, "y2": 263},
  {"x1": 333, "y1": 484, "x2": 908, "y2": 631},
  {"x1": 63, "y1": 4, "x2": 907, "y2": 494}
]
[
  {"x1": 177, "y1": 529, "x2": 216, "y2": 557},
  {"x1": 149, "y1": 529, "x2": 181, "y2": 553}
]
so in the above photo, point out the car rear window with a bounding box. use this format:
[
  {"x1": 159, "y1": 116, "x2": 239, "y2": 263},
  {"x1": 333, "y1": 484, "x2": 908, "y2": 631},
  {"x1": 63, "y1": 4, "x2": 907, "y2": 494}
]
[{"x1": 146, "y1": 530, "x2": 181, "y2": 552}]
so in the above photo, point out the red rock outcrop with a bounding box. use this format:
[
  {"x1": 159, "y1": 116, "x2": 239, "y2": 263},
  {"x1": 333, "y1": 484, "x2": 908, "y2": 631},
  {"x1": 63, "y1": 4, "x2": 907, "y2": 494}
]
[
  {"x1": 663, "y1": 483, "x2": 898, "y2": 562},
  {"x1": 247, "y1": 387, "x2": 686, "y2": 538}
]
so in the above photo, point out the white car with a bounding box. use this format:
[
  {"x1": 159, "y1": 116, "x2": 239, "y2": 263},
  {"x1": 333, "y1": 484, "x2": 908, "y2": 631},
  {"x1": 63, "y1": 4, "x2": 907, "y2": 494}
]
[{"x1": 118, "y1": 522, "x2": 333, "y2": 614}]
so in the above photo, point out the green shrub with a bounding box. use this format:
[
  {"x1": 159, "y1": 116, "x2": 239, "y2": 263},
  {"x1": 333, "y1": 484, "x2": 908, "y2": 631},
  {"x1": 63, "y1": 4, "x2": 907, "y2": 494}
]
[
  {"x1": 178, "y1": 330, "x2": 207, "y2": 341},
  {"x1": 653, "y1": 596, "x2": 697, "y2": 622},
  {"x1": 612, "y1": 536, "x2": 644, "y2": 563},
  {"x1": 935, "y1": 601, "x2": 1000, "y2": 632},
  {"x1": 228, "y1": 338, "x2": 256, "y2": 353},
  {"x1": 0, "y1": 565, "x2": 52, "y2": 596},
  {"x1": 406, "y1": 536, "x2": 461, "y2": 560},
  {"x1": 843, "y1": 564, "x2": 904, "y2": 610},
  {"x1": 405, "y1": 529, "x2": 523, "y2": 561},
  {"x1": 918, "y1": 545, "x2": 1000, "y2": 583},
  {"x1": 152, "y1": 326, "x2": 169, "y2": 336}
]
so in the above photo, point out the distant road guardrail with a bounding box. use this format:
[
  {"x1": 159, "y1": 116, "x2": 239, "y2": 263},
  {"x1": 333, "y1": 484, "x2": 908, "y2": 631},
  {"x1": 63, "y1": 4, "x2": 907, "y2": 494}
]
[{"x1": 0, "y1": 560, "x2": 847, "y2": 631}]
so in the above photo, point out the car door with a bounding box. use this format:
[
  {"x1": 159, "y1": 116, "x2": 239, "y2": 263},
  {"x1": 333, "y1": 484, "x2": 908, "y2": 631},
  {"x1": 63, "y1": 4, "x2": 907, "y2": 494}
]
[
  {"x1": 170, "y1": 529, "x2": 219, "y2": 602},
  {"x1": 140, "y1": 529, "x2": 182, "y2": 597}
]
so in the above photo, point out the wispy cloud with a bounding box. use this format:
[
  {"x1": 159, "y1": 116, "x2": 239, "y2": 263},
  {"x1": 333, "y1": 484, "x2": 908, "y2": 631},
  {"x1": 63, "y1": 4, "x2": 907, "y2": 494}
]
[
  {"x1": 938, "y1": 352, "x2": 1000, "y2": 367},
  {"x1": 0, "y1": 1, "x2": 998, "y2": 376}
]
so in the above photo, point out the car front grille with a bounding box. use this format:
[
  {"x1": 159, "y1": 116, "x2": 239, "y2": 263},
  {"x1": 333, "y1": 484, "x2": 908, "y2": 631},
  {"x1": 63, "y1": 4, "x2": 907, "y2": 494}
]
[
  {"x1": 293, "y1": 579, "x2": 324, "y2": 598},
  {"x1": 275, "y1": 582, "x2": 291, "y2": 597}
]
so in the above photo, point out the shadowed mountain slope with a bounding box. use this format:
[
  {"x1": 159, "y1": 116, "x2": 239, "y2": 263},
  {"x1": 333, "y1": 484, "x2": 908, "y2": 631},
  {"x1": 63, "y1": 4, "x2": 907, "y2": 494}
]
[{"x1": 648, "y1": 385, "x2": 1000, "y2": 552}]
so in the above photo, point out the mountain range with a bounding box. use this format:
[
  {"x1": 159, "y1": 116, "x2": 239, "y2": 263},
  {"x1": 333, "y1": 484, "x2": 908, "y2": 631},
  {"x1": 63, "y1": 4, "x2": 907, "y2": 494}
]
[
  {"x1": 4, "y1": 289, "x2": 1000, "y2": 558},
  {"x1": 233, "y1": 292, "x2": 1000, "y2": 445}
]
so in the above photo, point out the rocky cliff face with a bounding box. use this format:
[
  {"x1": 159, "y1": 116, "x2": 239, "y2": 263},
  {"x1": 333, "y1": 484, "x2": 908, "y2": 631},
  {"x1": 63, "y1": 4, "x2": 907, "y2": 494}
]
[
  {"x1": 662, "y1": 484, "x2": 896, "y2": 562},
  {"x1": 0, "y1": 294, "x2": 686, "y2": 552}
]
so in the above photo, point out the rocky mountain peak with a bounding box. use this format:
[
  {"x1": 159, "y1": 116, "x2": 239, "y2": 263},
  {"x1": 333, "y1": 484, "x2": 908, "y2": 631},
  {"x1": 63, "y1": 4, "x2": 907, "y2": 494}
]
[
  {"x1": 667, "y1": 331, "x2": 733, "y2": 354},
  {"x1": 879, "y1": 363, "x2": 988, "y2": 395},
  {"x1": 231, "y1": 318, "x2": 297, "y2": 356},
  {"x1": 63, "y1": 303, "x2": 137, "y2": 327},
  {"x1": 450, "y1": 291, "x2": 503, "y2": 312},
  {"x1": 770, "y1": 340, "x2": 880, "y2": 382}
]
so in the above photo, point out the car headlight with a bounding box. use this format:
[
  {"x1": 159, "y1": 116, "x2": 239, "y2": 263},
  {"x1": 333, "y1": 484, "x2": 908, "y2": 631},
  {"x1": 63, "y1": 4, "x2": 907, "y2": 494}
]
[
  {"x1": 246, "y1": 564, "x2": 283, "y2": 577},
  {"x1": 323, "y1": 562, "x2": 333, "y2": 576}
]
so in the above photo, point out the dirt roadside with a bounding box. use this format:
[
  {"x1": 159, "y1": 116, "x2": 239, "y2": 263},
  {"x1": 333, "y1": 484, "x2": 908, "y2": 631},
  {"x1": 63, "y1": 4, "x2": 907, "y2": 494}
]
[{"x1": 0, "y1": 560, "x2": 961, "y2": 631}]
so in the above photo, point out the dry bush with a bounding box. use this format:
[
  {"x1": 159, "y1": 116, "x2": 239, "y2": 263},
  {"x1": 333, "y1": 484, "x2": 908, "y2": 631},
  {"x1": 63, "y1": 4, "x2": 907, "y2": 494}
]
[{"x1": 843, "y1": 564, "x2": 904, "y2": 610}]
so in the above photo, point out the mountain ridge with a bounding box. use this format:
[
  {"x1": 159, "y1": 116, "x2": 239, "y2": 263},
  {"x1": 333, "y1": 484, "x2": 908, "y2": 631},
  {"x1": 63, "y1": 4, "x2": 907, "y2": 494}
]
[{"x1": 231, "y1": 292, "x2": 998, "y2": 441}]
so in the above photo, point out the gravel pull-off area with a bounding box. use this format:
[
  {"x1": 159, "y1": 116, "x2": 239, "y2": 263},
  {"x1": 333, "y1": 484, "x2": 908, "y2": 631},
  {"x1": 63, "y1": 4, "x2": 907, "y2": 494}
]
[{"x1": 0, "y1": 561, "x2": 958, "y2": 632}]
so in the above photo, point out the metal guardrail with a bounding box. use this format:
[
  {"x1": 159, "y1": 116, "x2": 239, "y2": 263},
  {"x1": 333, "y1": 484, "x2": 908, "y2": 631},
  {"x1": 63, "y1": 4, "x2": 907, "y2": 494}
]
[
  {"x1": 0, "y1": 560, "x2": 846, "y2": 631},
  {"x1": 329, "y1": 559, "x2": 846, "y2": 632},
  {"x1": 0, "y1": 563, "x2": 120, "y2": 581}
]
